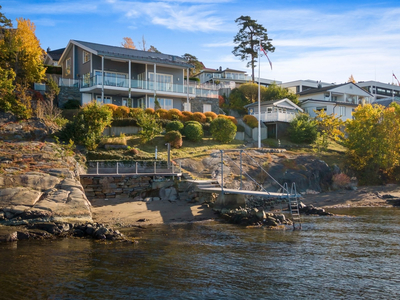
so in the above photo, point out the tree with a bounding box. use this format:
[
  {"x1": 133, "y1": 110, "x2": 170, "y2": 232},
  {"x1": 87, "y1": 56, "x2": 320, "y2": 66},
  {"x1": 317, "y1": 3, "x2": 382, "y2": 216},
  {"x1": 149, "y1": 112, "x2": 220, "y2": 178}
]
[
  {"x1": 121, "y1": 37, "x2": 136, "y2": 49},
  {"x1": 228, "y1": 88, "x2": 249, "y2": 113},
  {"x1": 314, "y1": 110, "x2": 344, "y2": 141},
  {"x1": 348, "y1": 75, "x2": 356, "y2": 83},
  {"x1": 182, "y1": 53, "x2": 204, "y2": 77},
  {"x1": 232, "y1": 16, "x2": 274, "y2": 82},
  {"x1": 287, "y1": 113, "x2": 318, "y2": 144},
  {"x1": 0, "y1": 5, "x2": 12, "y2": 28},
  {"x1": 263, "y1": 83, "x2": 299, "y2": 105},
  {"x1": 344, "y1": 103, "x2": 400, "y2": 183},
  {"x1": 148, "y1": 45, "x2": 160, "y2": 53},
  {"x1": 136, "y1": 110, "x2": 162, "y2": 143}
]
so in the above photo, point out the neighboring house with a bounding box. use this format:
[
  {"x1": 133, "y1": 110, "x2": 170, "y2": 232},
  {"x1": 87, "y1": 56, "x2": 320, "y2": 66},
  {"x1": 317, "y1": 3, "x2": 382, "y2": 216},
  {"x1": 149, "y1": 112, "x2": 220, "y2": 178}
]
[
  {"x1": 245, "y1": 98, "x2": 303, "y2": 138},
  {"x1": 298, "y1": 82, "x2": 373, "y2": 121},
  {"x1": 194, "y1": 67, "x2": 280, "y2": 87},
  {"x1": 356, "y1": 81, "x2": 400, "y2": 102},
  {"x1": 372, "y1": 97, "x2": 400, "y2": 107},
  {"x1": 57, "y1": 40, "x2": 220, "y2": 112},
  {"x1": 44, "y1": 48, "x2": 65, "y2": 66},
  {"x1": 281, "y1": 79, "x2": 333, "y2": 94}
]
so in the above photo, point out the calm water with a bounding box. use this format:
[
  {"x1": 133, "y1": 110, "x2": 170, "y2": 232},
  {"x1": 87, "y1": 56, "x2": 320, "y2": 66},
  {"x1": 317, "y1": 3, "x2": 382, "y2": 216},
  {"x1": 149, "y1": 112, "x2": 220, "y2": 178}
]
[{"x1": 1, "y1": 208, "x2": 400, "y2": 300}]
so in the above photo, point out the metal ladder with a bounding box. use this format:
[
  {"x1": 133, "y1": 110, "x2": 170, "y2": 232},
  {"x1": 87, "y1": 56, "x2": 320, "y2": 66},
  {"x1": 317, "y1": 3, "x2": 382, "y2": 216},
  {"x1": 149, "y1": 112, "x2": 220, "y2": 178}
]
[{"x1": 285, "y1": 182, "x2": 302, "y2": 230}]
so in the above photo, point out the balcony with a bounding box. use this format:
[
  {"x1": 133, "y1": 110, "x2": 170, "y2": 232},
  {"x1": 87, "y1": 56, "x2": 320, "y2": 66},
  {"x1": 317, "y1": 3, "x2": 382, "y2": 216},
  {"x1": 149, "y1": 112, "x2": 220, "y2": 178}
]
[{"x1": 254, "y1": 111, "x2": 297, "y2": 123}]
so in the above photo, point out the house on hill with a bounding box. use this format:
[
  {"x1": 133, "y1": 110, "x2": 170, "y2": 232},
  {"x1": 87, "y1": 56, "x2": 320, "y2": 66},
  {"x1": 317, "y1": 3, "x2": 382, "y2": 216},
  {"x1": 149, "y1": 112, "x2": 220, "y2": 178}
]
[
  {"x1": 56, "y1": 40, "x2": 220, "y2": 113},
  {"x1": 244, "y1": 98, "x2": 303, "y2": 139},
  {"x1": 298, "y1": 82, "x2": 373, "y2": 121}
]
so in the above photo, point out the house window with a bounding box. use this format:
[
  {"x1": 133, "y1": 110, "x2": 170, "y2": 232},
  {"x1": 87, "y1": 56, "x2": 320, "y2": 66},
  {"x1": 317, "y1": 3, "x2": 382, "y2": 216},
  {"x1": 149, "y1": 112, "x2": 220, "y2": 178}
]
[
  {"x1": 122, "y1": 98, "x2": 128, "y2": 107},
  {"x1": 82, "y1": 73, "x2": 90, "y2": 87},
  {"x1": 267, "y1": 107, "x2": 272, "y2": 113},
  {"x1": 95, "y1": 70, "x2": 127, "y2": 87},
  {"x1": 148, "y1": 72, "x2": 173, "y2": 91},
  {"x1": 339, "y1": 106, "x2": 346, "y2": 116},
  {"x1": 203, "y1": 104, "x2": 211, "y2": 113},
  {"x1": 149, "y1": 97, "x2": 173, "y2": 110},
  {"x1": 65, "y1": 58, "x2": 71, "y2": 76},
  {"x1": 83, "y1": 51, "x2": 90, "y2": 63},
  {"x1": 96, "y1": 95, "x2": 112, "y2": 104},
  {"x1": 316, "y1": 106, "x2": 327, "y2": 112}
]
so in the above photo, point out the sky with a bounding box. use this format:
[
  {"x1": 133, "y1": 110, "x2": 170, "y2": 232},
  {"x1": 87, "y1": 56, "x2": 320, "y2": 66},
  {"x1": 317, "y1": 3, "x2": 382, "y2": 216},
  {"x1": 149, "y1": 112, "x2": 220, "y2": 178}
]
[{"x1": 2, "y1": 0, "x2": 400, "y2": 85}]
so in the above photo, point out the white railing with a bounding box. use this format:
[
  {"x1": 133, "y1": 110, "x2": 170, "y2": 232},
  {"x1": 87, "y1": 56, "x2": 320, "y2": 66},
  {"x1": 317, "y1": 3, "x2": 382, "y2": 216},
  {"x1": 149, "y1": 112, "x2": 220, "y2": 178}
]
[
  {"x1": 254, "y1": 111, "x2": 297, "y2": 123},
  {"x1": 59, "y1": 78, "x2": 80, "y2": 87}
]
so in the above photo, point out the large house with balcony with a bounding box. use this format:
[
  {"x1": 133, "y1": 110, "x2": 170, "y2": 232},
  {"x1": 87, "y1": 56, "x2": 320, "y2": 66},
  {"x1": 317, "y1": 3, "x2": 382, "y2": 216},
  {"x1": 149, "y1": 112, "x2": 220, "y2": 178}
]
[
  {"x1": 57, "y1": 40, "x2": 219, "y2": 112},
  {"x1": 298, "y1": 82, "x2": 372, "y2": 121},
  {"x1": 244, "y1": 98, "x2": 303, "y2": 138},
  {"x1": 356, "y1": 80, "x2": 400, "y2": 102}
]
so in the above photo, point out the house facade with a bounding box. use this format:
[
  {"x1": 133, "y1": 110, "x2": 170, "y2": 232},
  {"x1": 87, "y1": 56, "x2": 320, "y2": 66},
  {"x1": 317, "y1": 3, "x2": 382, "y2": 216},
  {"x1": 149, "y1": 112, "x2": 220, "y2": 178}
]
[
  {"x1": 298, "y1": 82, "x2": 373, "y2": 121},
  {"x1": 57, "y1": 40, "x2": 218, "y2": 112},
  {"x1": 356, "y1": 80, "x2": 400, "y2": 102},
  {"x1": 245, "y1": 98, "x2": 303, "y2": 138},
  {"x1": 281, "y1": 79, "x2": 333, "y2": 94}
]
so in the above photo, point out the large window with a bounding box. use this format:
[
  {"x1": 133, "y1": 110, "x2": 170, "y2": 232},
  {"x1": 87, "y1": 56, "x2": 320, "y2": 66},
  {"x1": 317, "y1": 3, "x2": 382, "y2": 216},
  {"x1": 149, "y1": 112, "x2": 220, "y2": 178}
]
[
  {"x1": 82, "y1": 73, "x2": 90, "y2": 87},
  {"x1": 65, "y1": 58, "x2": 71, "y2": 76},
  {"x1": 339, "y1": 106, "x2": 346, "y2": 116},
  {"x1": 83, "y1": 51, "x2": 90, "y2": 63},
  {"x1": 149, "y1": 97, "x2": 173, "y2": 110},
  {"x1": 149, "y1": 72, "x2": 173, "y2": 92},
  {"x1": 96, "y1": 95, "x2": 112, "y2": 104},
  {"x1": 95, "y1": 70, "x2": 127, "y2": 87}
]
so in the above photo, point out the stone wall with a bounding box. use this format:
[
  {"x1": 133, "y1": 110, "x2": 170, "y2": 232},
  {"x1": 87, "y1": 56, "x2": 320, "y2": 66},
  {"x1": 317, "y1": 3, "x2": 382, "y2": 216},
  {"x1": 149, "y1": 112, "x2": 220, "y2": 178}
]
[
  {"x1": 191, "y1": 97, "x2": 219, "y2": 114},
  {"x1": 58, "y1": 86, "x2": 81, "y2": 108}
]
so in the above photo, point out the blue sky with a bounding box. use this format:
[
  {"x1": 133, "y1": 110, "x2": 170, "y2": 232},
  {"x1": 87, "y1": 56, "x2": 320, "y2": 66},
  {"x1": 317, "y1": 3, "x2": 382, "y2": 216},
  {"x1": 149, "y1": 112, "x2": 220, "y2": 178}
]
[{"x1": 3, "y1": 0, "x2": 400, "y2": 84}]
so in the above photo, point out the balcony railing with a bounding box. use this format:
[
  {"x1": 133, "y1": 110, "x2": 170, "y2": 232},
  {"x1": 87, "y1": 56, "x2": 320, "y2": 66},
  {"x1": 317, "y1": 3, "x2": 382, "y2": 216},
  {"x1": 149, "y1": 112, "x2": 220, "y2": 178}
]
[{"x1": 254, "y1": 111, "x2": 297, "y2": 123}]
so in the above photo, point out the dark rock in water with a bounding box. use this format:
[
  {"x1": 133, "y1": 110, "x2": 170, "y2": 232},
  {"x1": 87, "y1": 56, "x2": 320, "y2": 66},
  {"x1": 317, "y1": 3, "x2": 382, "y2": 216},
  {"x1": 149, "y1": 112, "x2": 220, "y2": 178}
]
[
  {"x1": 0, "y1": 232, "x2": 18, "y2": 242},
  {"x1": 299, "y1": 204, "x2": 333, "y2": 216},
  {"x1": 73, "y1": 229, "x2": 85, "y2": 237},
  {"x1": 29, "y1": 222, "x2": 61, "y2": 234},
  {"x1": 17, "y1": 231, "x2": 30, "y2": 240}
]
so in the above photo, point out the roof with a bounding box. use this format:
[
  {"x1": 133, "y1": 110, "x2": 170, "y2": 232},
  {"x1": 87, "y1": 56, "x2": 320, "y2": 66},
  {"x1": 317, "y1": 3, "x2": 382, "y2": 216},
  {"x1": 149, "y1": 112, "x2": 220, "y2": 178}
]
[
  {"x1": 244, "y1": 98, "x2": 303, "y2": 112},
  {"x1": 59, "y1": 40, "x2": 194, "y2": 68},
  {"x1": 47, "y1": 48, "x2": 65, "y2": 61},
  {"x1": 300, "y1": 98, "x2": 359, "y2": 106},
  {"x1": 298, "y1": 82, "x2": 373, "y2": 98},
  {"x1": 373, "y1": 97, "x2": 400, "y2": 107}
]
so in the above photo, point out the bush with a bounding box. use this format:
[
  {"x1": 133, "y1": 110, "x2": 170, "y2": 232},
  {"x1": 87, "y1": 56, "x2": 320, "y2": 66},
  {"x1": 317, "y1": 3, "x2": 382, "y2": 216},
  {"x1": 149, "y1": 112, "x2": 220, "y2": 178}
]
[
  {"x1": 192, "y1": 112, "x2": 206, "y2": 123},
  {"x1": 202, "y1": 122, "x2": 211, "y2": 137},
  {"x1": 111, "y1": 118, "x2": 138, "y2": 127},
  {"x1": 181, "y1": 111, "x2": 193, "y2": 122},
  {"x1": 63, "y1": 99, "x2": 80, "y2": 109},
  {"x1": 183, "y1": 121, "x2": 203, "y2": 142},
  {"x1": 156, "y1": 108, "x2": 169, "y2": 119},
  {"x1": 226, "y1": 115, "x2": 238, "y2": 125},
  {"x1": 145, "y1": 108, "x2": 155, "y2": 115},
  {"x1": 204, "y1": 111, "x2": 218, "y2": 120},
  {"x1": 210, "y1": 117, "x2": 237, "y2": 143},
  {"x1": 332, "y1": 173, "x2": 351, "y2": 189},
  {"x1": 114, "y1": 106, "x2": 130, "y2": 118},
  {"x1": 287, "y1": 113, "x2": 318, "y2": 144},
  {"x1": 243, "y1": 115, "x2": 258, "y2": 128},
  {"x1": 168, "y1": 108, "x2": 183, "y2": 120},
  {"x1": 104, "y1": 104, "x2": 118, "y2": 114},
  {"x1": 166, "y1": 120, "x2": 184, "y2": 132},
  {"x1": 129, "y1": 107, "x2": 143, "y2": 118},
  {"x1": 164, "y1": 130, "x2": 183, "y2": 148}
]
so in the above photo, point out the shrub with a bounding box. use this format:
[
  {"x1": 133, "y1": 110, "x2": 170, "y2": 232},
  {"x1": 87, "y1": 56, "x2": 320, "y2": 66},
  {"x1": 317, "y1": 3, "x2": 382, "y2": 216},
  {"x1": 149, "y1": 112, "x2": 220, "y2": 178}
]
[
  {"x1": 156, "y1": 108, "x2": 169, "y2": 119},
  {"x1": 129, "y1": 107, "x2": 143, "y2": 118},
  {"x1": 104, "y1": 104, "x2": 118, "y2": 115},
  {"x1": 211, "y1": 117, "x2": 237, "y2": 143},
  {"x1": 332, "y1": 173, "x2": 351, "y2": 189},
  {"x1": 183, "y1": 121, "x2": 203, "y2": 142},
  {"x1": 168, "y1": 108, "x2": 183, "y2": 120},
  {"x1": 243, "y1": 115, "x2": 258, "y2": 128},
  {"x1": 164, "y1": 130, "x2": 183, "y2": 148},
  {"x1": 226, "y1": 115, "x2": 238, "y2": 125},
  {"x1": 181, "y1": 111, "x2": 193, "y2": 122},
  {"x1": 145, "y1": 108, "x2": 155, "y2": 115},
  {"x1": 128, "y1": 147, "x2": 140, "y2": 155},
  {"x1": 114, "y1": 106, "x2": 130, "y2": 118},
  {"x1": 204, "y1": 111, "x2": 218, "y2": 120},
  {"x1": 136, "y1": 110, "x2": 162, "y2": 143},
  {"x1": 192, "y1": 112, "x2": 206, "y2": 123},
  {"x1": 166, "y1": 120, "x2": 184, "y2": 132},
  {"x1": 287, "y1": 113, "x2": 318, "y2": 144},
  {"x1": 202, "y1": 122, "x2": 211, "y2": 137},
  {"x1": 111, "y1": 118, "x2": 138, "y2": 127},
  {"x1": 63, "y1": 99, "x2": 80, "y2": 109}
]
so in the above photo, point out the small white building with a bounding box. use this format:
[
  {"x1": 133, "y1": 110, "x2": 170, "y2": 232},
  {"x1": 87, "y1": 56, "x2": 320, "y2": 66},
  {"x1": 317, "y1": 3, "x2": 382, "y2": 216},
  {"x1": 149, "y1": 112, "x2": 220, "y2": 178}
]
[
  {"x1": 298, "y1": 82, "x2": 372, "y2": 121},
  {"x1": 245, "y1": 98, "x2": 303, "y2": 138}
]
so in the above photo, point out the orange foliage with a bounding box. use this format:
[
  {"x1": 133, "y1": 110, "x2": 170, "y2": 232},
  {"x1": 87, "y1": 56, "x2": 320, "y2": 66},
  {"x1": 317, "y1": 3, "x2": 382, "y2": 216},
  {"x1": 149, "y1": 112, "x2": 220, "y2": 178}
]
[
  {"x1": 156, "y1": 108, "x2": 169, "y2": 119},
  {"x1": 114, "y1": 106, "x2": 130, "y2": 118},
  {"x1": 181, "y1": 111, "x2": 193, "y2": 122},
  {"x1": 129, "y1": 108, "x2": 143, "y2": 118},
  {"x1": 145, "y1": 108, "x2": 155, "y2": 115},
  {"x1": 192, "y1": 112, "x2": 206, "y2": 123},
  {"x1": 226, "y1": 116, "x2": 238, "y2": 125},
  {"x1": 204, "y1": 111, "x2": 218, "y2": 120},
  {"x1": 168, "y1": 108, "x2": 183, "y2": 120}
]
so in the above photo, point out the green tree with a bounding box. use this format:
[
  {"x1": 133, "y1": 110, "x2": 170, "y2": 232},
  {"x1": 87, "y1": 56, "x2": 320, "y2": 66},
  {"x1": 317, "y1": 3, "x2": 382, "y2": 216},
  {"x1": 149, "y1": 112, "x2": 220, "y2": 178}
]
[
  {"x1": 0, "y1": 5, "x2": 12, "y2": 28},
  {"x1": 183, "y1": 121, "x2": 203, "y2": 142},
  {"x1": 263, "y1": 83, "x2": 299, "y2": 105},
  {"x1": 228, "y1": 88, "x2": 249, "y2": 113},
  {"x1": 232, "y1": 16, "x2": 274, "y2": 83},
  {"x1": 136, "y1": 110, "x2": 162, "y2": 143},
  {"x1": 210, "y1": 117, "x2": 237, "y2": 143},
  {"x1": 182, "y1": 53, "x2": 204, "y2": 77},
  {"x1": 344, "y1": 103, "x2": 400, "y2": 183},
  {"x1": 287, "y1": 113, "x2": 318, "y2": 144}
]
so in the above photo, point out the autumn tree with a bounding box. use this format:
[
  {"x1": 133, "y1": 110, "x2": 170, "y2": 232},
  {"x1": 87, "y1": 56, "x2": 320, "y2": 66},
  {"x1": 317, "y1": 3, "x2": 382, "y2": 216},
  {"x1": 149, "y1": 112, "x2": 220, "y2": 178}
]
[
  {"x1": 344, "y1": 103, "x2": 400, "y2": 183},
  {"x1": 263, "y1": 83, "x2": 299, "y2": 105},
  {"x1": 232, "y1": 16, "x2": 274, "y2": 82},
  {"x1": 348, "y1": 75, "x2": 356, "y2": 83},
  {"x1": 314, "y1": 110, "x2": 344, "y2": 141},
  {"x1": 121, "y1": 37, "x2": 136, "y2": 49},
  {"x1": 182, "y1": 53, "x2": 204, "y2": 77}
]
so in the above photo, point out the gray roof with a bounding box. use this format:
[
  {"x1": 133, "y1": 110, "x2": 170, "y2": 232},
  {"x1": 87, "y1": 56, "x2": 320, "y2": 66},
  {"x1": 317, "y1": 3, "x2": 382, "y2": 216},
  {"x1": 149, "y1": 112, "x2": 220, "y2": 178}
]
[
  {"x1": 373, "y1": 97, "x2": 400, "y2": 107},
  {"x1": 298, "y1": 83, "x2": 348, "y2": 96},
  {"x1": 73, "y1": 40, "x2": 193, "y2": 68},
  {"x1": 47, "y1": 48, "x2": 65, "y2": 61},
  {"x1": 244, "y1": 99, "x2": 285, "y2": 108}
]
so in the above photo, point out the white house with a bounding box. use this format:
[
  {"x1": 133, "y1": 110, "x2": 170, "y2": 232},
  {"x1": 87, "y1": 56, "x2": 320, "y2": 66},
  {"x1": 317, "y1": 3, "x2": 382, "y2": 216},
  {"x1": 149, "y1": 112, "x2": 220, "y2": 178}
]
[
  {"x1": 245, "y1": 98, "x2": 303, "y2": 138},
  {"x1": 298, "y1": 82, "x2": 373, "y2": 121},
  {"x1": 356, "y1": 80, "x2": 400, "y2": 102}
]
